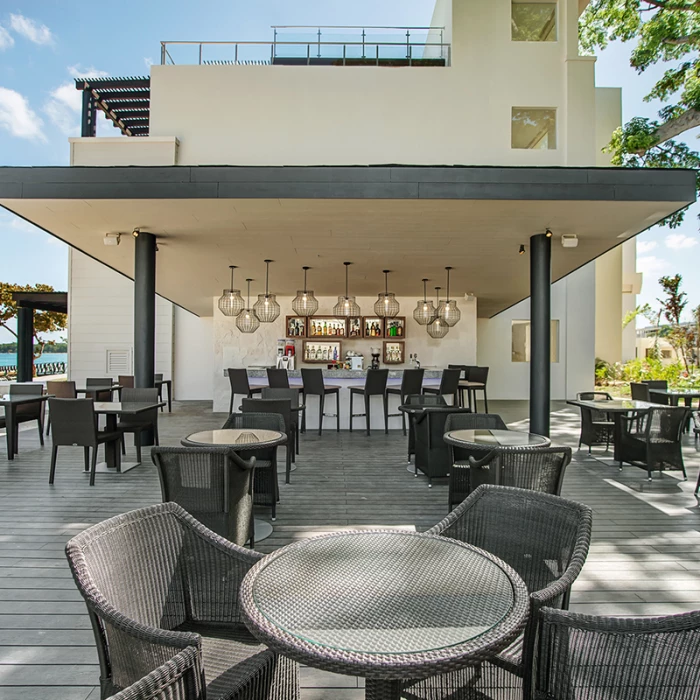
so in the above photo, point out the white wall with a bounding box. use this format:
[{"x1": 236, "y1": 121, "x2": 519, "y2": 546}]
[{"x1": 173, "y1": 307, "x2": 213, "y2": 400}]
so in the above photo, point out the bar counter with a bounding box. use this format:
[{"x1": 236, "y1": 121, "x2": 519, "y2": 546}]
[{"x1": 241, "y1": 368, "x2": 444, "y2": 379}]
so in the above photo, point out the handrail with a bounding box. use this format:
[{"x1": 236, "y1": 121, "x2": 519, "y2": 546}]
[{"x1": 270, "y1": 25, "x2": 445, "y2": 30}]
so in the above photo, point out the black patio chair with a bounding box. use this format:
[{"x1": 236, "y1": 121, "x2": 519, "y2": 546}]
[
  {"x1": 423, "y1": 367, "x2": 461, "y2": 406},
  {"x1": 222, "y1": 412, "x2": 286, "y2": 520},
  {"x1": 65, "y1": 502, "x2": 299, "y2": 700},
  {"x1": 227, "y1": 368, "x2": 263, "y2": 414},
  {"x1": 444, "y1": 412, "x2": 508, "y2": 510},
  {"x1": 154, "y1": 373, "x2": 166, "y2": 412},
  {"x1": 630, "y1": 382, "x2": 650, "y2": 402},
  {"x1": 618, "y1": 405, "x2": 688, "y2": 480},
  {"x1": 86, "y1": 377, "x2": 115, "y2": 402},
  {"x1": 349, "y1": 369, "x2": 389, "y2": 436},
  {"x1": 576, "y1": 391, "x2": 614, "y2": 452},
  {"x1": 9, "y1": 382, "x2": 45, "y2": 447},
  {"x1": 301, "y1": 368, "x2": 340, "y2": 435},
  {"x1": 48, "y1": 398, "x2": 123, "y2": 486},
  {"x1": 152, "y1": 445, "x2": 256, "y2": 548},
  {"x1": 404, "y1": 394, "x2": 448, "y2": 462},
  {"x1": 467, "y1": 366, "x2": 490, "y2": 412},
  {"x1": 533, "y1": 607, "x2": 700, "y2": 700},
  {"x1": 366, "y1": 485, "x2": 592, "y2": 700},
  {"x1": 385, "y1": 368, "x2": 424, "y2": 435},
  {"x1": 45, "y1": 380, "x2": 76, "y2": 435},
  {"x1": 643, "y1": 379, "x2": 670, "y2": 405},
  {"x1": 118, "y1": 388, "x2": 159, "y2": 463},
  {"x1": 261, "y1": 387, "x2": 302, "y2": 454},
  {"x1": 266, "y1": 368, "x2": 290, "y2": 389}
]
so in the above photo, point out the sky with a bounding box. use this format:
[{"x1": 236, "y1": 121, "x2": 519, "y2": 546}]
[{"x1": 0, "y1": 1, "x2": 698, "y2": 344}]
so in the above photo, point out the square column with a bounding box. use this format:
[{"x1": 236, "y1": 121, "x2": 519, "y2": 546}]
[
  {"x1": 529, "y1": 233, "x2": 551, "y2": 437},
  {"x1": 134, "y1": 232, "x2": 156, "y2": 389},
  {"x1": 16, "y1": 306, "x2": 34, "y2": 383}
]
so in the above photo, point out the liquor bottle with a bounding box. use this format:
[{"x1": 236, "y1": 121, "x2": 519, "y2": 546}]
[
  {"x1": 311, "y1": 321, "x2": 316, "y2": 336},
  {"x1": 333, "y1": 346, "x2": 338, "y2": 361},
  {"x1": 397, "y1": 323, "x2": 403, "y2": 337}
]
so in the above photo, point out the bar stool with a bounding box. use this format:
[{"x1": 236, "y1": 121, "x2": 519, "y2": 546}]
[
  {"x1": 385, "y1": 368, "x2": 425, "y2": 435},
  {"x1": 227, "y1": 368, "x2": 263, "y2": 414},
  {"x1": 267, "y1": 368, "x2": 290, "y2": 389},
  {"x1": 301, "y1": 368, "x2": 340, "y2": 435},
  {"x1": 423, "y1": 368, "x2": 461, "y2": 406},
  {"x1": 350, "y1": 369, "x2": 389, "y2": 436},
  {"x1": 467, "y1": 366, "x2": 490, "y2": 413}
]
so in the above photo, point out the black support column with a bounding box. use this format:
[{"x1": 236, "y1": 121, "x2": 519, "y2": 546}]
[
  {"x1": 529, "y1": 233, "x2": 551, "y2": 437},
  {"x1": 134, "y1": 232, "x2": 156, "y2": 390},
  {"x1": 16, "y1": 306, "x2": 34, "y2": 383}
]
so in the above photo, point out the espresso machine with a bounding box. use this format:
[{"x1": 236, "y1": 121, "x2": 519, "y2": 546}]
[{"x1": 276, "y1": 339, "x2": 296, "y2": 370}]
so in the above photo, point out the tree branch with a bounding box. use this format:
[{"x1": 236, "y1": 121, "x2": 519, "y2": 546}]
[
  {"x1": 663, "y1": 34, "x2": 700, "y2": 45},
  {"x1": 643, "y1": 0, "x2": 700, "y2": 11},
  {"x1": 0, "y1": 321, "x2": 17, "y2": 339},
  {"x1": 635, "y1": 108, "x2": 700, "y2": 153}
]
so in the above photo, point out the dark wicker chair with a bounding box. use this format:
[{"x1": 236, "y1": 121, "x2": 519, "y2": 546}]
[
  {"x1": 108, "y1": 646, "x2": 203, "y2": 700},
  {"x1": 576, "y1": 391, "x2": 614, "y2": 452},
  {"x1": 45, "y1": 380, "x2": 76, "y2": 435},
  {"x1": 413, "y1": 405, "x2": 472, "y2": 487},
  {"x1": 349, "y1": 369, "x2": 389, "y2": 436},
  {"x1": 467, "y1": 366, "x2": 490, "y2": 412},
  {"x1": 404, "y1": 394, "x2": 447, "y2": 462},
  {"x1": 630, "y1": 382, "x2": 650, "y2": 402},
  {"x1": 694, "y1": 410, "x2": 700, "y2": 451},
  {"x1": 118, "y1": 375, "x2": 135, "y2": 389},
  {"x1": 261, "y1": 388, "x2": 302, "y2": 453},
  {"x1": 618, "y1": 405, "x2": 688, "y2": 480},
  {"x1": 65, "y1": 502, "x2": 299, "y2": 700},
  {"x1": 118, "y1": 388, "x2": 160, "y2": 463},
  {"x1": 643, "y1": 379, "x2": 670, "y2": 405},
  {"x1": 423, "y1": 368, "x2": 461, "y2": 406},
  {"x1": 266, "y1": 368, "x2": 290, "y2": 389},
  {"x1": 152, "y1": 446, "x2": 256, "y2": 548},
  {"x1": 222, "y1": 412, "x2": 286, "y2": 520},
  {"x1": 8, "y1": 382, "x2": 45, "y2": 447},
  {"x1": 227, "y1": 368, "x2": 263, "y2": 414},
  {"x1": 86, "y1": 377, "x2": 115, "y2": 402},
  {"x1": 533, "y1": 607, "x2": 700, "y2": 700},
  {"x1": 300, "y1": 368, "x2": 340, "y2": 435},
  {"x1": 368, "y1": 485, "x2": 592, "y2": 700},
  {"x1": 48, "y1": 398, "x2": 123, "y2": 486},
  {"x1": 385, "y1": 368, "x2": 424, "y2": 435},
  {"x1": 444, "y1": 412, "x2": 508, "y2": 510}
]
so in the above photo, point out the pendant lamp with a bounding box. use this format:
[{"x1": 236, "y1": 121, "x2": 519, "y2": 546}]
[
  {"x1": 413, "y1": 278, "x2": 437, "y2": 325},
  {"x1": 437, "y1": 266, "x2": 461, "y2": 327},
  {"x1": 253, "y1": 259, "x2": 281, "y2": 323},
  {"x1": 217, "y1": 265, "x2": 245, "y2": 317},
  {"x1": 236, "y1": 279, "x2": 260, "y2": 333},
  {"x1": 291, "y1": 266, "x2": 319, "y2": 316},
  {"x1": 333, "y1": 262, "x2": 361, "y2": 317},
  {"x1": 427, "y1": 287, "x2": 449, "y2": 338},
  {"x1": 374, "y1": 269, "x2": 400, "y2": 318}
]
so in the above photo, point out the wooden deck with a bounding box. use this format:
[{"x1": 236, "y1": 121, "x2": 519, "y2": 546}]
[{"x1": 0, "y1": 400, "x2": 699, "y2": 700}]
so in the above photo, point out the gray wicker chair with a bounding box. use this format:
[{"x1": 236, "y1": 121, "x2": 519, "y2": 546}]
[
  {"x1": 65, "y1": 502, "x2": 299, "y2": 700},
  {"x1": 533, "y1": 607, "x2": 700, "y2": 700},
  {"x1": 444, "y1": 412, "x2": 508, "y2": 510},
  {"x1": 222, "y1": 412, "x2": 285, "y2": 520},
  {"x1": 8, "y1": 382, "x2": 45, "y2": 446},
  {"x1": 404, "y1": 394, "x2": 447, "y2": 462},
  {"x1": 118, "y1": 388, "x2": 160, "y2": 463},
  {"x1": 630, "y1": 382, "x2": 650, "y2": 402},
  {"x1": 152, "y1": 446, "x2": 256, "y2": 548},
  {"x1": 618, "y1": 405, "x2": 688, "y2": 480},
  {"x1": 108, "y1": 646, "x2": 203, "y2": 700},
  {"x1": 370, "y1": 485, "x2": 592, "y2": 700},
  {"x1": 576, "y1": 391, "x2": 614, "y2": 452}
]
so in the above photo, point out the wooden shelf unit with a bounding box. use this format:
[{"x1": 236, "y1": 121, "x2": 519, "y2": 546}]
[
  {"x1": 308, "y1": 317, "x2": 347, "y2": 339},
  {"x1": 383, "y1": 340, "x2": 405, "y2": 364},
  {"x1": 384, "y1": 317, "x2": 406, "y2": 338},
  {"x1": 362, "y1": 317, "x2": 385, "y2": 339},
  {"x1": 285, "y1": 316, "x2": 308, "y2": 338},
  {"x1": 302, "y1": 340, "x2": 342, "y2": 364}
]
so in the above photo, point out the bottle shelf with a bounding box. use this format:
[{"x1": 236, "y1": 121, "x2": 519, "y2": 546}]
[
  {"x1": 285, "y1": 316, "x2": 308, "y2": 338},
  {"x1": 383, "y1": 340, "x2": 405, "y2": 364},
  {"x1": 308, "y1": 317, "x2": 347, "y2": 338},
  {"x1": 303, "y1": 340, "x2": 342, "y2": 364}
]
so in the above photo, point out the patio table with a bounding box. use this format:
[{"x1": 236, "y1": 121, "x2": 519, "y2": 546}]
[
  {"x1": 0, "y1": 394, "x2": 52, "y2": 460},
  {"x1": 240, "y1": 530, "x2": 528, "y2": 700},
  {"x1": 398, "y1": 403, "x2": 424, "y2": 465},
  {"x1": 76, "y1": 384, "x2": 122, "y2": 398},
  {"x1": 648, "y1": 388, "x2": 700, "y2": 408}
]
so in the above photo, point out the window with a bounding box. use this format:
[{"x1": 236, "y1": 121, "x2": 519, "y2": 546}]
[
  {"x1": 512, "y1": 108, "x2": 557, "y2": 149},
  {"x1": 512, "y1": 320, "x2": 559, "y2": 362},
  {"x1": 512, "y1": 1, "x2": 557, "y2": 42}
]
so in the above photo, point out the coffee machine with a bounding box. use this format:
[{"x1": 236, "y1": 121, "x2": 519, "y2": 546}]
[{"x1": 276, "y1": 339, "x2": 296, "y2": 370}]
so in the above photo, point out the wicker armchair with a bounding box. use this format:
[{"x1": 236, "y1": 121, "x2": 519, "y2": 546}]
[
  {"x1": 618, "y1": 405, "x2": 688, "y2": 480},
  {"x1": 66, "y1": 502, "x2": 299, "y2": 700},
  {"x1": 108, "y1": 646, "x2": 203, "y2": 700},
  {"x1": 444, "y1": 413, "x2": 508, "y2": 510},
  {"x1": 404, "y1": 394, "x2": 447, "y2": 462},
  {"x1": 152, "y1": 446, "x2": 256, "y2": 548},
  {"x1": 370, "y1": 485, "x2": 592, "y2": 700},
  {"x1": 576, "y1": 391, "x2": 614, "y2": 452},
  {"x1": 222, "y1": 412, "x2": 286, "y2": 520},
  {"x1": 533, "y1": 607, "x2": 700, "y2": 700}
]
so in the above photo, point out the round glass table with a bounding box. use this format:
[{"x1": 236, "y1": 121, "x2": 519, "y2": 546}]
[
  {"x1": 444, "y1": 428, "x2": 550, "y2": 450},
  {"x1": 241, "y1": 530, "x2": 528, "y2": 699}
]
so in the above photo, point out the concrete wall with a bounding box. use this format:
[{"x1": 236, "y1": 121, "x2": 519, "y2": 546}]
[
  {"x1": 69, "y1": 137, "x2": 178, "y2": 166},
  {"x1": 173, "y1": 307, "x2": 213, "y2": 399},
  {"x1": 594, "y1": 246, "x2": 623, "y2": 364}
]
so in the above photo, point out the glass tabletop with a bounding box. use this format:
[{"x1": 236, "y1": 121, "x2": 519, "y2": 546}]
[
  {"x1": 446, "y1": 429, "x2": 550, "y2": 448},
  {"x1": 185, "y1": 428, "x2": 284, "y2": 446},
  {"x1": 250, "y1": 531, "x2": 515, "y2": 655}
]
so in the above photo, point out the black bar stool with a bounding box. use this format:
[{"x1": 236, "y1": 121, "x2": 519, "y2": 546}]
[
  {"x1": 266, "y1": 368, "x2": 290, "y2": 388},
  {"x1": 385, "y1": 368, "x2": 424, "y2": 435},
  {"x1": 350, "y1": 369, "x2": 389, "y2": 436},
  {"x1": 468, "y1": 366, "x2": 490, "y2": 413},
  {"x1": 423, "y1": 368, "x2": 461, "y2": 406},
  {"x1": 301, "y1": 369, "x2": 340, "y2": 435},
  {"x1": 227, "y1": 368, "x2": 263, "y2": 414}
]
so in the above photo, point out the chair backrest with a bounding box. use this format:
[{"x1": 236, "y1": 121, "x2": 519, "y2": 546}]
[
  {"x1": 10, "y1": 382, "x2": 43, "y2": 419},
  {"x1": 438, "y1": 368, "x2": 462, "y2": 395},
  {"x1": 241, "y1": 397, "x2": 292, "y2": 432},
  {"x1": 120, "y1": 388, "x2": 159, "y2": 427},
  {"x1": 630, "y1": 382, "x2": 650, "y2": 401},
  {"x1": 364, "y1": 369, "x2": 389, "y2": 395},
  {"x1": 49, "y1": 398, "x2": 97, "y2": 447},
  {"x1": 400, "y1": 368, "x2": 425, "y2": 395},
  {"x1": 118, "y1": 375, "x2": 135, "y2": 389},
  {"x1": 577, "y1": 391, "x2": 614, "y2": 422},
  {"x1": 469, "y1": 366, "x2": 489, "y2": 384},
  {"x1": 10, "y1": 383, "x2": 43, "y2": 396},
  {"x1": 266, "y1": 368, "x2": 290, "y2": 389},
  {"x1": 301, "y1": 368, "x2": 325, "y2": 396},
  {"x1": 420, "y1": 407, "x2": 473, "y2": 448},
  {"x1": 642, "y1": 379, "x2": 668, "y2": 390},
  {"x1": 261, "y1": 387, "x2": 300, "y2": 408},
  {"x1": 227, "y1": 368, "x2": 251, "y2": 396},
  {"x1": 221, "y1": 412, "x2": 286, "y2": 462},
  {"x1": 534, "y1": 607, "x2": 700, "y2": 700},
  {"x1": 577, "y1": 391, "x2": 613, "y2": 401},
  {"x1": 46, "y1": 380, "x2": 76, "y2": 399},
  {"x1": 152, "y1": 446, "x2": 255, "y2": 547},
  {"x1": 405, "y1": 394, "x2": 447, "y2": 407},
  {"x1": 444, "y1": 412, "x2": 507, "y2": 433},
  {"x1": 646, "y1": 406, "x2": 688, "y2": 443},
  {"x1": 86, "y1": 377, "x2": 114, "y2": 402}
]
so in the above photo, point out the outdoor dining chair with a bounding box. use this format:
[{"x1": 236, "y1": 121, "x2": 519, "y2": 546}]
[
  {"x1": 533, "y1": 607, "x2": 700, "y2": 700},
  {"x1": 349, "y1": 368, "x2": 389, "y2": 436},
  {"x1": 368, "y1": 485, "x2": 592, "y2": 700},
  {"x1": 630, "y1": 381, "x2": 650, "y2": 402},
  {"x1": 118, "y1": 388, "x2": 159, "y2": 462},
  {"x1": 261, "y1": 387, "x2": 303, "y2": 452},
  {"x1": 8, "y1": 382, "x2": 45, "y2": 447},
  {"x1": 117, "y1": 375, "x2": 135, "y2": 389},
  {"x1": 467, "y1": 365, "x2": 490, "y2": 412},
  {"x1": 385, "y1": 367, "x2": 424, "y2": 435},
  {"x1": 404, "y1": 393, "x2": 448, "y2": 462},
  {"x1": 227, "y1": 368, "x2": 263, "y2": 414},
  {"x1": 85, "y1": 377, "x2": 115, "y2": 402},
  {"x1": 65, "y1": 502, "x2": 299, "y2": 700},
  {"x1": 576, "y1": 391, "x2": 614, "y2": 452},
  {"x1": 152, "y1": 445, "x2": 256, "y2": 547},
  {"x1": 45, "y1": 380, "x2": 76, "y2": 435},
  {"x1": 300, "y1": 368, "x2": 340, "y2": 435},
  {"x1": 422, "y1": 367, "x2": 461, "y2": 406},
  {"x1": 266, "y1": 368, "x2": 290, "y2": 389}
]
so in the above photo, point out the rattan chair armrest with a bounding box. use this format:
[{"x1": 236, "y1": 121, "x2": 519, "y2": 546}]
[
  {"x1": 619, "y1": 411, "x2": 647, "y2": 427},
  {"x1": 467, "y1": 450, "x2": 498, "y2": 469}
]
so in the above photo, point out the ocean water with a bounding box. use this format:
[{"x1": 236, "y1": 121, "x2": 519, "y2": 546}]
[{"x1": 0, "y1": 353, "x2": 67, "y2": 367}]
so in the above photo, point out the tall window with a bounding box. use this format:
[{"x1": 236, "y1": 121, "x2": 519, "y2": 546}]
[
  {"x1": 511, "y1": 108, "x2": 557, "y2": 149},
  {"x1": 512, "y1": 1, "x2": 557, "y2": 42},
  {"x1": 512, "y1": 320, "x2": 559, "y2": 362}
]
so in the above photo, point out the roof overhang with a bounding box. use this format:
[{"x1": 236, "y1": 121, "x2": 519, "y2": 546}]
[
  {"x1": 11, "y1": 291, "x2": 68, "y2": 314},
  {"x1": 0, "y1": 165, "x2": 695, "y2": 318}
]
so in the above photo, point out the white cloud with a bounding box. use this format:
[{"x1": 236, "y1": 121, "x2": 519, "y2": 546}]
[
  {"x1": 9, "y1": 14, "x2": 53, "y2": 45},
  {"x1": 637, "y1": 240, "x2": 657, "y2": 254},
  {"x1": 665, "y1": 233, "x2": 699, "y2": 250},
  {"x1": 0, "y1": 87, "x2": 46, "y2": 141},
  {"x1": 144, "y1": 57, "x2": 154, "y2": 69},
  {"x1": 637, "y1": 255, "x2": 670, "y2": 276},
  {"x1": 0, "y1": 24, "x2": 13, "y2": 50},
  {"x1": 67, "y1": 64, "x2": 109, "y2": 79}
]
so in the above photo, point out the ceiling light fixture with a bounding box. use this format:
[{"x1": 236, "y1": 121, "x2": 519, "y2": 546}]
[
  {"x1": 437, "y1": 266, "x2": 460, "y2": 327},
  {"x1": 519, "y1": 244, "x2": 526, "y2": 255},
  {"x1": 561, "y1": 234, "x2": 579, "y2": 248},
  {"x1": 427, "y1": 287, "x2": 449, "y2": 339},
  {"x1": 236, "y1": 279, "x2": 260, "y2": 333},
  {"x1": 132, "y1": 228, "x2": 140, "y2": 238},
  {"x1": 545, "y1": 228, "x2": 553, "y2": 238},
  {"x1": 414, "y1": 278, "x2": 437, "y2": 325},
  {"x1": 218, "y1": 265, "x2": 245, "y2": 317},
  {"x1": 291, "y1": 266, "x2": 319, "y2": 316},
  {"x1": 333, "y1": 262, "x2": 361, "y2": 317},
  {"x1": 253, "y1": 259, "x2": 281, "y2": 323},
  {"x1": 374, "y1": 269, "x2": 400, "y2": 318}
]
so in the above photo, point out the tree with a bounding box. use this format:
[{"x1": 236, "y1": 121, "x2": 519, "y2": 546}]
[
  {"x1": 0, "y1": 282, "x2": 67, "y2": 361},
  {"x1": 580, "y1": 1, "x2": 700, "y2": 226},
  {"x1": 657, "y1": 274, "x2": 696, "y2": 368}
]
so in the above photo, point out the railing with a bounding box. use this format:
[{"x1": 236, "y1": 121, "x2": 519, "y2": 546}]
[{"x1": 0, "y1": 362, "x2": 66, "y2": 380}]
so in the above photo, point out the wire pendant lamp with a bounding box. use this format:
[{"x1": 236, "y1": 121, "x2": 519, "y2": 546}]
[
  {"x1": 236, "y1": 279, "x2": 260, "y2": 333},
  {"x1": 333, "y1": 262, "x2": 361, "y2": 317},
  {"x1": 374, "y1": 269, "x2": 400, "y2": 318},
  {"x1": 253, "y1": 259, "x2": 281, "y2": 323},
  {"x1": 291, "y1": 266, "x2": 319, "y2": 316},
  {"x1": 218, "y1": 265, "x2": 245, "y2": 317},
  {"x1": 437, "y1": 266, "x2": 461, "y2": 327},
  {"x1": 413, "y1": 278, "x2": 438, "y2": 325},
  {"x1": 427, "y1": 287, "x2": 449, "y2": 338}
]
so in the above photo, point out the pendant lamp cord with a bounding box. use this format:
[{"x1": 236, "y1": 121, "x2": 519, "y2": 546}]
[
  {"x1": 246, "y1": 279, "x2": 252, "y2": 308},
  {"x1": 435, "y1": 287, "x2": 441, "y2": 304},
  {"x1": 303, "y1": 267, "x2": 308, "y2": 293},
  {"x1": 229, "y1": 265, "x2": 235, "y2": 290},
  {"x1": 422, "y1": 278, "x2": 428, "y2": 302},
  {"x1": 345, "y1": 263, "x2": 349, "y2": 299},
  {"x1": 445, "y1": 267, "x2": 451, "y2": 302},
  {"x1": 264, "y1": 260, "x2": 271, "y2": 297}
]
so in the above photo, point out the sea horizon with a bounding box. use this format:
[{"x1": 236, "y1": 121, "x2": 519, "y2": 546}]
[{"x1": 0, "y1": 353, "x2": 68, "y2": 368}]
